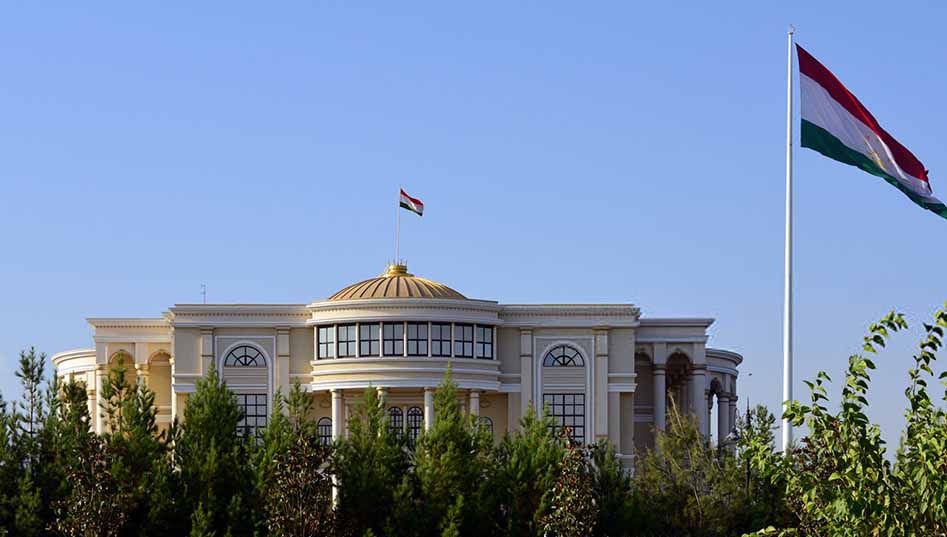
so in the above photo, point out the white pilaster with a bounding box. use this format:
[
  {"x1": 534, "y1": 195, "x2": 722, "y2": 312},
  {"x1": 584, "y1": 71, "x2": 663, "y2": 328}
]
[
  {"x1": 689, "y1": 366, "x2": 707, "y2": 437},
  {"x1": 594, "y1": 329, "x2": 609, "y2": 441},
  {"x1": 519, "y1": 329, "x2": 533, "y2": 417},
  {"x1": 276, "y1": 328, "x2": 291, "y2": 395},
  {"x1": 331, "y1": 389, "x2": 343, "y2": 440},
  {"x1": 718, "y1": 394, "x2": 731, "y2": 442},
  {"x1": 134, "y1": 363, "x2": 150, "y2": 387},
  {"x1": 424, "y1": 387, "x2": 435, "y2": 430},
  {"x1": 199, "y1": 328, "x2": 214, "y2": 376},
  {"x1": 95, "y1": 365, "x2": 108, "y2": 434},
  {"x1": 653, "y1": 365, "x2": 667, "y2": 431},
  {"x1": 469, "y1": 390, "x2": 480, "y2": 417}
]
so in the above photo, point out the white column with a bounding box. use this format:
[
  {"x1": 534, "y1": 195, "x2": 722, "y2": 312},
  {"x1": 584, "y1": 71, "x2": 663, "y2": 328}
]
[
  {"x1": 276, "y1": 328, "x2": 291, "y2": 395},
  {"x1": 378, "y1": 387, "x2": 388, "y2": 404},
  {"x1": 718, "y1": 394, "x2": 731, "y2": 442},
  {"x1": 199, "y1": 328, "x2": 214, "y2": 376},
  {"x1": 331, "y1": 389, "x2": 343, "y2": 440},
  {"x1": 519, "y1": 329, "x2": 533, "y2": 418},
  {"x1": 730, "y1": 396, "x2": 739, "y2": 431},
  {"x1": 469, "y1": 390, "x2": 480, "y2": 417},
  {"x1": 689, "y1": 366, "x2": 707, "y2": 437},
  {"x1": 594, "y1": 329, "x2": 609, "y2": 442},
  {"x1": 86, "y1": 383, "x2": 96, "y2": 431},
  {"x1": 134, "y1": 363, "x2": 150, "y2": 387},
  {"x1": 653, "y1": 366, "x2": 667, "y2": 431},
  {"x1": 95, "y1": 366, "x2": 108, "y2": 434},
  {"x1": 424, "y1": 387, "x2": 435, "y2": 430}
]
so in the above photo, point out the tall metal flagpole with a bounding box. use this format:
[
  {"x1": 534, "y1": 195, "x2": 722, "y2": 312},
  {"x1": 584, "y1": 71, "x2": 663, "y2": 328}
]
[
  {"x1": 782, "y1": 26, "x2": 795, "y2": 453},
  {"x1": 396, "y1": 187, "x2": 401, "y2": 264}
]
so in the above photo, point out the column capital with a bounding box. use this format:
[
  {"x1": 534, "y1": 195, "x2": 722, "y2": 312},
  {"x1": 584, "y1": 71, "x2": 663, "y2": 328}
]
[{"x1": 653, "y1": 364, "x2": 667, "y2": 372}]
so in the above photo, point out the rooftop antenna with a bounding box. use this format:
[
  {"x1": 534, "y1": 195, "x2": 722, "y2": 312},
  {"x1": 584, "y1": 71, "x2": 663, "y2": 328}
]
[{"x1": 201, "y1": 284, "x2": 207, "y2": 304}]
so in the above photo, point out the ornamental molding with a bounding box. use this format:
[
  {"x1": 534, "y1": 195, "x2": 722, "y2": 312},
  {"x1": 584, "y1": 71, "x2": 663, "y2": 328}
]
[
  {"x1": 638, "y1": 317, "x2": 715, "y2": 328},
  {"x1": 87, "y1": 318, "x2": 170, "y2": 329},
  {"x1": 706, "y1": 347, "x2": 743, "y2": 366},
  {"x1": 51, "y1": 348, "x2": 96, "y2": 366},
  {"x1": 168, "y1": 305, "x2": 310, "y2": 327}
]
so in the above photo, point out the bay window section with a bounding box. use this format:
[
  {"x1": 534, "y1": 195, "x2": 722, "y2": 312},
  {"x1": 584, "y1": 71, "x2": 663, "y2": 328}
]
[
  {"x1": 359, "y1": 323, "x2": 380, "y2": 357},
  {"x1": 383, "y1": 322, "x2": 405, "y2": 356},
  {"x1": 475, "y1": 325, "x2": 493, "y2": 359},
  {"x1": 318, "y1": 326, "x2": 335, "y2": 359},
  {"x1": 337, "y1": 324, "x2": 357, "y2": 357},
  {"x1": 454, "y1": 324, "x2": 473, "y2": 358},
  {"x1": 407, "y1": 322, "x2": 429, "y2": 356},
  {"x1": 431, "y1": 323, "x2": 452, "y2": 357}
]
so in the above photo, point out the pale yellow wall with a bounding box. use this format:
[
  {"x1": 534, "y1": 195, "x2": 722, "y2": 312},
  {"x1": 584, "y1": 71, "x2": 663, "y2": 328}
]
[
  {"x1": 173, "y1": 328, "x2": 201, "y2": 375},
  {"x1": 149, "y1": 364, "x2": 172, "y2": 407},
  {"x1": 496, "y1": 327, "x2": 520, "y2": 374},
  {"x1": 480, "y1": 393, "x2": 508, "y2": 441},
  {"x1": 290, "y1": 327, "x2": 314, "y2": 375},
  {"x1": 608, "y1": 328, "x2": 635, "y2": 374}
]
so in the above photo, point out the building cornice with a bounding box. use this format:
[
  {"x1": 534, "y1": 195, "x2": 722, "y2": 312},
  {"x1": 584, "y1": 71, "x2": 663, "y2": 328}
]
[
  {"x1": 638, "y1": 317, "x2": 715, "y2": 328},
  {"x1": 706, "y1": 347, "x2": 743, "y2": 366},
  {"x1": 498, "y1": 304, "x2": 640, "y2": 328},
  {"x1": 51, "y1": 348, "x2": 96, "y2": 366},
  {"x1": 168, "y1": 304, "x2": 310, "y2": 328},
  {"x1": 87, "y1": 318, "x2": 170, "y2": 329}
]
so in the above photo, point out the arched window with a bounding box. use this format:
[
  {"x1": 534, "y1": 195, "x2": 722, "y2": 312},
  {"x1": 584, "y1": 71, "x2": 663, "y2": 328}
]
[
  {"x1": 224, "y1": 345, "x2": 266, "y2": 367},
  {"x1": 387, "y1": 407, "x2": 404, "y2": 439},
  {"x1": 542, "y1": 345, "x2": 585, "y2": 367},
  {"x1": 478, "y1": 416, "x2": 494, "y2": 436},
  {"x1": 406, "y1": 406, "x2": 423, "y2": 447},
  {"x1": 317, "y1": 417, "x2": 332, "y2": 446}
]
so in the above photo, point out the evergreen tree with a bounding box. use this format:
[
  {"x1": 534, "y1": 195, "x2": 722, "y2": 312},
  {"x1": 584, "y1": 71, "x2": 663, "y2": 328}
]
[
  {"x1": 332, "y1": 387, "x2": 407, "y2": 536},
  {"x1": 412, "y1": 370, "x2": 494, "y2": 537},
  {"x1": 176, "y1": 363, "x2": 255, "y2": 537},
  {"x1": 263, "y1": 432, "x2": 333, "y2": 536},
  {"x1": 587, "y1": 440, "x2": 634, "y2": 537},
  {"x1": 540, "y1": 444, "x2": 598, "y2": 537},
  {"x1": 491, "y1": 405, "x2": 565, "y2": 536},
  {"x1": 51, "y1": 434, "x2": 130, "y2": 537},
  {"x1": 99, "y1": 356, "x2": 173, "y2": 536}
]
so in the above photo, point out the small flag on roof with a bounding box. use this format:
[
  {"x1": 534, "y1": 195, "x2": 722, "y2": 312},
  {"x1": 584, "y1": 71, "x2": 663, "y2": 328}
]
[{"x1": 400, "y1": 189, "x2": 424, "y2": 216}]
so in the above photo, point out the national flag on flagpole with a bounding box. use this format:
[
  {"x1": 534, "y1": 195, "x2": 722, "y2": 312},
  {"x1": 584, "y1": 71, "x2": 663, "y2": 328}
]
[
  {"x1": 400, "y1": 189, "x2": 424, "y2": 216},
  {"x1": 797, "y1": 44, "x2": 947, "y2": 219}
]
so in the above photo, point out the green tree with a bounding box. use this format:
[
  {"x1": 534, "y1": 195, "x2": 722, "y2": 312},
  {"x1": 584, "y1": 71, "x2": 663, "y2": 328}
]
[
  {"x1": 587, "y1": 440, "x2": 634, "y2": 537},
  {"x1": 332, "y1": 387, "x2": 407, "y2": 536},
  {"x1": 51, "y1": 434, "x2": 130, "y2": 537},
  {"x1": 633, "y1": 401, "x2": 747, "y2": 536},
  {"x1": 175, "y1": 363, "x2": 255, "y2": 537},
  {"x1": 99, "y1": 356, "x2": 173, "y2": 536},
  {"x1": 411, "y1": 370, "x2": 494, "y2": 537},
  {"x1": 263, "y1": 433, "x2": 333, "y2": 536},
  {"x1": 541, "y1": 443, "x2": 598, "y2": 537},
  {"x1": 490, "y1": 405, "x2": 565, "y2": 536}
]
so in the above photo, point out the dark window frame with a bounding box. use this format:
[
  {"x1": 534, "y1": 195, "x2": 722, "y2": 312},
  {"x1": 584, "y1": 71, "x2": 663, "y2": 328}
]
[
  {"x1": 542, "y1": 393, "x2": 585, "y2": 444},
  {"x1": 453, "y1": 323, "x2": 473, "y2": 358},
  {"x1": 359, "y1": 323, "x2": 380, "y2": 357},
  {"x1": 235, "y1": 393, "x2": 268, "y2": 438},
  {"x1": 475, "y1": 325, "x2": 493, "y2": 359},
  {"x1": 431, "y1": 323, "x2": 452, "y2": 357},
  {"x1": 337, "y1": 324, "x2": 357, "y2": 358},
  {"x1": 317, "y1": 417, "x2": 332, "y2": 446},
  {"x1": 318, "y1": 326, "x2": 334, "y2": 359},
  {"x1": 406, "y1": 322, "x2": 429, "y2": 356},
  {"x1": 542, "y1": 345, "x2": 585, "y2": 367},
  {"x1": 406, "y1": 406, "x2": 423, "y2": 447},
  {"x1": 387, "y1": 407, "x2": 404, "y2": 439},
  {"x1": 383, "y1": 322, "x2": 405, "y2": 357},
  {"x1": 224, "y1": 345, "x2": 266, "y2": 367}
]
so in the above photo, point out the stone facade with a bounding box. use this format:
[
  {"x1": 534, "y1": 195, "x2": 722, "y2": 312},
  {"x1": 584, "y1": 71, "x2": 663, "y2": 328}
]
[{"x1": 52, "y1": 264, "x2": 741, "y2": 467}]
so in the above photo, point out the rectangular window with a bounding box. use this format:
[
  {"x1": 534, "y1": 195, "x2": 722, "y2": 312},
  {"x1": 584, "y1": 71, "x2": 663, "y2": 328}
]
[
  {"x1": 383, "y1": 322, "x2": 404, "y2": 356},
  {"x1": 431, "y1": 323, "x2": 452, "y2": 357},
  {"x1": 318, "y1": 326, "x2": 335, "y2": 359},
  {"x1": 407, "y1": 322, "x2": 429, "y2": 356},
  {"x1": 453, "y1": 323, "x2": 473, "y2": 358},
  {"x1": 542, "y1": 393, "x2": 585, "y2": 444},
  {"x1": 236, "y1": 393, "x2": 268, "y2": 438},
  {"x1": 359, "y1": 323, "x2": 380, "y2": 357},
  {"x1": 337, "y1": 324, "x2": 356, "y2": 357},
  {"x1": 475, "y1": 325, "x2": 493, "y2": 359}
]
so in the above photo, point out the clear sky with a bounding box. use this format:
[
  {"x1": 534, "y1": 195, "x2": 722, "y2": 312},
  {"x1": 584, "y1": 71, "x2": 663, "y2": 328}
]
[{"x1": 2, "y1": 1, "x2": 945, "y2": 447}]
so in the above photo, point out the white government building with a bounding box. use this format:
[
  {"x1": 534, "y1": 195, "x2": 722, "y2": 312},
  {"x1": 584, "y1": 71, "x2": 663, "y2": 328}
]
[{"x1": 53, "y1": 263, "x2": 741, "y2": 465}]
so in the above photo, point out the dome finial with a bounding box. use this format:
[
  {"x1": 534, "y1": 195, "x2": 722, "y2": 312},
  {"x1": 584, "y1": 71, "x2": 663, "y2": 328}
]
[{"x1": 382, "y1": 263, "x2": 412, "y2": 278}]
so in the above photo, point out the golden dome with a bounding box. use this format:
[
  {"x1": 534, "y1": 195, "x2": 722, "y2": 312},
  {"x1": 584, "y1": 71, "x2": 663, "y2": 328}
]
[{"x1": 328, "y1": 264, "x2": 467, "y2": 301}]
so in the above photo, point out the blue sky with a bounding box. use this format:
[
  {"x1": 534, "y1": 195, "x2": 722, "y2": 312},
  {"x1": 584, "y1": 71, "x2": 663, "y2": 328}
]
[{"x1": 2, "y1": 1, "x2": 946, "y2": 447}]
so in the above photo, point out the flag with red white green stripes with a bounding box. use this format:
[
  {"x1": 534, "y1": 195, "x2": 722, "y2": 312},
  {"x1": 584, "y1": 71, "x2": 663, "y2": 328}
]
[
  {"x1": 400, "y1": 189, "x2": 424, "y2": 216},
  {"x1": 797, "y1": 44, "x2": 946, "y2": 219}
]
